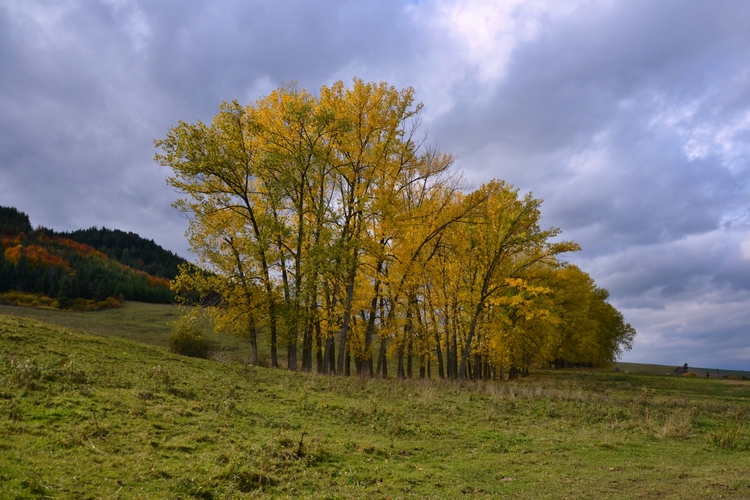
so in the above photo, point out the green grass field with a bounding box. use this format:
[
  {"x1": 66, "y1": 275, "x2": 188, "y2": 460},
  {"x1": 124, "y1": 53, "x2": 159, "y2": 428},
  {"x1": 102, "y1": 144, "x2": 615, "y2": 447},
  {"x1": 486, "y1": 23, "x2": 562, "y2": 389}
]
[{"x1": 1, "y1": 304, "x2": 750, "y2": 498}]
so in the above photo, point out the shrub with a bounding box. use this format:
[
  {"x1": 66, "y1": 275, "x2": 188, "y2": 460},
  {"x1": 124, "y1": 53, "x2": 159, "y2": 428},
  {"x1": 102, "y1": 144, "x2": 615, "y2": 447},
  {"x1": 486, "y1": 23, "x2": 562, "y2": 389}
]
[
  {"x1": 168, "y1": 322, "x2": 209, "y2": 358},
  {"x1": 682, "y1": 372, "x2": 696, "y2": 377},
  {"x1": 0, "y1": 291, "x2": 56, "y2": 308}
]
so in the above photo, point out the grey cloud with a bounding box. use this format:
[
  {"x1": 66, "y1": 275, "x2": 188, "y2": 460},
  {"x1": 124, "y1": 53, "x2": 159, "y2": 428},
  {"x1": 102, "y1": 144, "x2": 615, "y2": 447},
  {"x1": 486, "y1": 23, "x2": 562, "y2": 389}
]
[{"x1": 141, "y1": 0, "x2": 415, "y2": 114}]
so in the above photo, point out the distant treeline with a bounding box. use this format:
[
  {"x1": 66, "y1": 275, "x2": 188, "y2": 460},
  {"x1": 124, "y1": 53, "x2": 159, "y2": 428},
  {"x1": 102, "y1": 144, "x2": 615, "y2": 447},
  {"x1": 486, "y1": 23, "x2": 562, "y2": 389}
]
[{"x1": 0, "y1": 206, "x2": 184, "y2": 305}]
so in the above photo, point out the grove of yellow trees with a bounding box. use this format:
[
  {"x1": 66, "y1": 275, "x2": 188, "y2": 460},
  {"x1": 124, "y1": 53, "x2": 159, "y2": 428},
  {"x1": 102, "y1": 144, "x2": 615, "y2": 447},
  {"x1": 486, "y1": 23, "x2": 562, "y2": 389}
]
[{"x1": 155, "y1": 79, "x2": 635, "y2": 380}]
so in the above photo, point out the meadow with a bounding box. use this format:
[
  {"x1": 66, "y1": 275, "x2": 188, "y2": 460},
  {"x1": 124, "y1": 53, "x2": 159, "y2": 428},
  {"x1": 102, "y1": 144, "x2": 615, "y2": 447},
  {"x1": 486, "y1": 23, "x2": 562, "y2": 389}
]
[{"x1": 1, "y1": 303, "x2": 750, "y2": 498}]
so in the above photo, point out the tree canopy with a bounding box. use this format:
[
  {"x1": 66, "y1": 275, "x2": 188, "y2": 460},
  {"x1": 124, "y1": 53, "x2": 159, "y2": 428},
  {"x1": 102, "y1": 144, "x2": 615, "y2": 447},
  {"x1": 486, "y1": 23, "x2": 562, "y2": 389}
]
[{"x1": 156, "y1": 79, "x2": 635, "y2": 379}]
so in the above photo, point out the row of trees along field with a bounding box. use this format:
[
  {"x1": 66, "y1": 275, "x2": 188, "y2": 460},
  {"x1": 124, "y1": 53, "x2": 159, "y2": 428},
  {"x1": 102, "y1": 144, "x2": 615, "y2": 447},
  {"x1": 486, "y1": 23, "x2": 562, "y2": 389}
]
[
  {"x1": 0, "y1": 206, "x2": 176, "y2": 305},
  {"x1": 157, "y1": 79, "x2": 635, "y2": 380}
]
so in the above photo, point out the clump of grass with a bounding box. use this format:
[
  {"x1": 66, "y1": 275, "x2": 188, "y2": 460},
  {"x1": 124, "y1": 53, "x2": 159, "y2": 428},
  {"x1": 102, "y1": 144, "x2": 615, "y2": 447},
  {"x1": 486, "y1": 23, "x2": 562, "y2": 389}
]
[
  {"x1": 655, "y1": 411, "x2": 695, "y2": 439},
  {"x1": 148, "y1": 364, "x2": 173, "y2": 391},
  {"x1": 219, "y1": 459, "x2": 279, "y2": 493},
  {"x1": 171, "y1": 476, "x2": 215, "y2": 499},
  {"x1": 711, "y1": 427, "x2": 750, "y2": 450},
  {"x1": 8, "y1": 358, "x2": 41, "y2": 389},
  {"x1": 3, "y1": 355, "x2": 88, "y2": 390}
]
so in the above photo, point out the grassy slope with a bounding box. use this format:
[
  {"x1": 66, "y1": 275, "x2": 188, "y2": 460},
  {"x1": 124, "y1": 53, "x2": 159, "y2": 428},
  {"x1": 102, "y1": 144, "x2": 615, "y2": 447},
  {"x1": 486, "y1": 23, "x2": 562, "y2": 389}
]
[
  {"x1": 0, "y1": 302, "x2": 258, "y2": 364},
  {"x1": 2, "y1": 313, "x2": 750, "y2": 498}
]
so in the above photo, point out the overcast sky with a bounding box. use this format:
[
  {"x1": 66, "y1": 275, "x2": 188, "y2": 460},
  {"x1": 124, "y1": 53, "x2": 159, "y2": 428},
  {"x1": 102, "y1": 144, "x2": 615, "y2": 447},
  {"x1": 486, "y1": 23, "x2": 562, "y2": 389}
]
[{"x1": 2, "y1": 0, "x2": 750, "y2": 369}]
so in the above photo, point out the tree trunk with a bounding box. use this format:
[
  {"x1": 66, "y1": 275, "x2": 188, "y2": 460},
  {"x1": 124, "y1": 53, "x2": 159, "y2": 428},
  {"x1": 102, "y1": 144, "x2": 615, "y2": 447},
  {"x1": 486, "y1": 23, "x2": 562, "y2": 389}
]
[
  {"x1": 323, "y1": 336, "x2": 336, "y2": 375},
  {"x1": 361, "y1": 259, "x2": 383, "y2": 377},
  {"x1": 269, "y1": 304, "x2": 279, "y2": 368},
  {"x1": 407, "y1": 337, "x2": 413, "y2": 379},
  {"x1": 288, "y1": 345, "x2": 297, "y2": 372},
  {"x1": 315, "y1": 322, "x2": 323, "y2": 374},
  {"x1": 301, "y1": 320, "x2": 313, "y2": 373},
  {"x1": 451, "y1": 335, "x2": 458, "y2": 380},
  {"x1": 446, "y1": 332, "x2": 453, "y2": 379},
  {"x1": 459, "y1": 307, "x2": 484, "y2": 380},
  {"x1": 249, "y1": 315, "x2": 258, "y2": 365},
  {"x1": 337, "y1": 253, "x2": 358, "y2": 375},
  {"x1": 277, "y1": 238, "x2": 296, "y2": 372},
  {"x1": 377, "y1": 338, "x2": 388, "y2": 378},
  {"x1": 435, "y1": 329, "x2": 445, "y2": 379},
  {"x1": 397, "y1": 344, "x2": 405, "y2": 379}
]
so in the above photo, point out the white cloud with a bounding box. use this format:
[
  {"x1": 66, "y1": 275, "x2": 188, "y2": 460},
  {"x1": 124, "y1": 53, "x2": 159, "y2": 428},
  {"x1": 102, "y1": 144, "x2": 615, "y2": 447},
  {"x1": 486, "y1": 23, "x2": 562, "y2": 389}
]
[
  {"x1": 403, "y1": 0, "x2": 574, "y2": 119},
  {"x1": 650, "y1": 96, "x2": 750, "y2": 173},
  {"x1": 101, "y1": 0, "x2": 152, "y2": 53},
  {"x1": 427, "y1": 0, "x2": 537, "y2": 82}
]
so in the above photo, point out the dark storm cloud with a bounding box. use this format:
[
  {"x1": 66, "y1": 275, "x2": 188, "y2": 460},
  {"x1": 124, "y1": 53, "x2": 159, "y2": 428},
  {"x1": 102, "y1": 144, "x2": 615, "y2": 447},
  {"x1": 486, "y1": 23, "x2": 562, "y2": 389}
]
[{"x1": 2, "y1": 0, "x2": 750, "y2": 368}]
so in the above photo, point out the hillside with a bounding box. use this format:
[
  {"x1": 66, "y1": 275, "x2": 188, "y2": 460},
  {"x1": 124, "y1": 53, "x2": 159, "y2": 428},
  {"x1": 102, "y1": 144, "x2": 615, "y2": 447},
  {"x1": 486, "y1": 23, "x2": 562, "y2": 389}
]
[
  {"x1": 58, "y1": 226, "x2": 187, "y2": 280},
  {"x1": 0, "y1": 206, "x2": 178, "y2": 305},
  {"x1": 1, "y1": 312, "x2": 750, "y2": 498}
]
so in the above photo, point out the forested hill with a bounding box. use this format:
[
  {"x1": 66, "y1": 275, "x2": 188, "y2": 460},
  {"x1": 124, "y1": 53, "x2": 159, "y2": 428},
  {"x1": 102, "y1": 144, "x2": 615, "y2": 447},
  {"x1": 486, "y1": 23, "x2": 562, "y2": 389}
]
[
  {"x1": 58, "y1": 227, "x2": 186, "y2": 280},
  {"x1": 0, "y1": 206, "x2": 32, "y2": 235},
  {"x1": 0, "y1": 206, "x2": 180, "y2": 306}
]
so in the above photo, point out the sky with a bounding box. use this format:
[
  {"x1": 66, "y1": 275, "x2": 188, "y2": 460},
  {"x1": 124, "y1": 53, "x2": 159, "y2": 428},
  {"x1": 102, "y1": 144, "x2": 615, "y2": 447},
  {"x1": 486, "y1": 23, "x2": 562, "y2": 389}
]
[{"x1": 2, "y1": 0, "x2": 750, "y2": 369}]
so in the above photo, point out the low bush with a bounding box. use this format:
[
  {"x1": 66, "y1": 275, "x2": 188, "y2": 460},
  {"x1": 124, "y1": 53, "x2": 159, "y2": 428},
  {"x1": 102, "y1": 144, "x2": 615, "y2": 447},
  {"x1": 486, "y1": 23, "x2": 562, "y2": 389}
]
[
  {"x1": 68, "y1": 296, "x2": 123, "y2": 311},
  {"x1": 0, "y1": 290, "x2": 122, "y2": 311},
  {"x1": 168, "y1": 322, "x2": 209, "y2": 358},
  {"x1": 0, "y1": 291, "x2": 56, "y2": 308}
]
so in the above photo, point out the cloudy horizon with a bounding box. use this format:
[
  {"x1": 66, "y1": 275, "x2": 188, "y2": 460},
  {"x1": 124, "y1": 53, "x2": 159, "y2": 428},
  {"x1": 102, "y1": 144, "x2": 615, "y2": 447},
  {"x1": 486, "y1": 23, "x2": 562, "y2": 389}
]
[{"x1": 2, "y1": 0, "x2": 749, "y2": 369}]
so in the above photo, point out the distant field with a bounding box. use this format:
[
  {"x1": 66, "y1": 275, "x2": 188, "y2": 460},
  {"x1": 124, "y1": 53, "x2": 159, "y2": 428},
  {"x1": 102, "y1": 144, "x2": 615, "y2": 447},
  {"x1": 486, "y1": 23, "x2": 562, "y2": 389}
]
[
  {"x1": 614, "y1": 362, "x2": 750, "y2": 378},
  {"x1": 2, "y1": 313, "x2": 750, "y2": 498}
]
